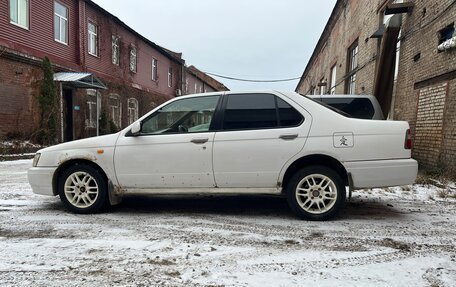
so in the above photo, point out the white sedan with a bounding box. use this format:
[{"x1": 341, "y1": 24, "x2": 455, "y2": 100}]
[{"x1": 28, "y1": 91, "x2": 418, "y2": 220}]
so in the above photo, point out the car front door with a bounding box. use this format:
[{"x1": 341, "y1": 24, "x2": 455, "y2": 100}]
[
  {"x1": 212, "y1": 93, "x2": 311, "y2": 188},
  {"x1": 114, "y1": 95, "x2": 221, "y2": 189}
]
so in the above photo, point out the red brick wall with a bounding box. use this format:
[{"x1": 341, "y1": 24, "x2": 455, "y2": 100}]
[
  {"x1": 184, "y1": 72, "x2": 216, "y2": 95},
  {"x1": 0, "y1": 0, "x2": 225, "y2": 142},
  {"x1": 0, "y1": 0, "x2": 80, "y2": 69},
  {"x1": 0, "y1": 57, "x2": 41, "y2": 138},
  {"x1": 83, "y1": 2, "x2": 181, "y2": 96},
  {"x1": 71, "y1": 83, "x2": 170, "y2": 140}
]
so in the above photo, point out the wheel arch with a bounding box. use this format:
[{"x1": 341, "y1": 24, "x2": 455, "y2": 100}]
[
  {"x1": 52, "y1": 159, "x2": 109, "y2": 196},
  {"x1": 281, "y1": 154, "x2": 349, "y2": 192}
]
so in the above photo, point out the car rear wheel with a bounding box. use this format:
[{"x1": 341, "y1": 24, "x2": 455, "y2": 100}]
[
  {"x1": 286, "y1": 166, "x2": 345, "y2": 221},
  {"x1": 58, "y1": 164, "x2": 108, "y2": 214}
]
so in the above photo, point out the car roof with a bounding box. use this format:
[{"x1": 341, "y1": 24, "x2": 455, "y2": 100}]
[
  {"x1": 175, "y1": 90, "x2": 293, "y2": 99},
  {"x1": 308, "y1": 94, "x2": 377, "y2": 100}
]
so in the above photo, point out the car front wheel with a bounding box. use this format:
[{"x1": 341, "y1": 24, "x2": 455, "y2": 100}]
[
  {"x1": 286, "y1": 166, "x2": 345, "y2": 221},
  {"x1": 58, "y1": 164, "x2": 108, "y2": 214}
]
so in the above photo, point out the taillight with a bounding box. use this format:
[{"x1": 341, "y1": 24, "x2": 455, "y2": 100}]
[{"x1": 404, "y1": 129, "x2": 412, "y2": 149}]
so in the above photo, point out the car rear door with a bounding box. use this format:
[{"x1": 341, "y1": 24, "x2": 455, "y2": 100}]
[{"x1": 212, "y1": 93, "x2": 311, "y2": 188}]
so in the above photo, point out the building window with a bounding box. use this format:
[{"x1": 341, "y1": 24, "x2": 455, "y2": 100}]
[
  {"x1": 319, "y1": 78, "x2": 326, "y2": 95},
  {"x1": 199, "y1": 86, "x2": 203, "y2": 93},
  {"x1": 439, "y1": 23, "x2": 455, "y2": 44},
  {"x1": 112, "y1": 35, "x2": 120, "y2": 65},
  {"x1": 185, "y1": 78, "x2": 189, "y2": 94},
  {"x1": 88, "y1": 22, "x2": 98, "y2": 56},
  {"x1": 128, "y1": 98, "x2": 139, "y2": 125},
  {"x1": 130, "y1": 47, "x2": 137, "y2": 73},
  {"x1": 9, "y1": 0, "x2": 29, "y2": 29},
  {"x1": 311, "y1": 86, "x2": 317, "y2": 95},
  {"x1": 438, "y1": 23, "x2": 455, "y2": 52},
  {"x1": 346, "y1": 40, "x2": 358, "y2": 94},
  {"x1": 151, "y1": 58, "x2": 158, "y2": 81},
  {"x1": 54, "y1": 1, "x2": 68, "y2": 44},
  {"x1": 168, "y1": 67, "x2": 173, "y2": 88},
  {"x1": 330, "y1": 65, "x2": 337, "y2": 95},
  {"x1": 86, "y1": 90, "x2": 98, "y2": 128},
  {"x1": 194, "y1": 83, "x2": 198, "y2": 94},
  {"x1": 109, "y1": 94, "x2": 121, "y2": 129}
]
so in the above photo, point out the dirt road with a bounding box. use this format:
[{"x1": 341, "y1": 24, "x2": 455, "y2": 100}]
[{"x1": 1, "y1": 160, "x2": 455, "y2": 286}]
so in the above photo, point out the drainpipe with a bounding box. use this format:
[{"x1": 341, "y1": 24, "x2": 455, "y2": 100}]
[
  {"x1": 181, "y1": 62, "x2": 186, "y2": 96},
  {"x1": 60, "y1": 82, "x2": 64, "y2": 143},
  {"x1": 96, "y1": 89, "x2": 100, "y2": 136}
]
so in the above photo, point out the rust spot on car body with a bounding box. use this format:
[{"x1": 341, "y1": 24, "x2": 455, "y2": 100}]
[
  {"x1": 108, "y1": 181, "x2": 124, "y2": 206},
  {"x1": 58, "y1": 153, "x2": 97, "y2": 165}
]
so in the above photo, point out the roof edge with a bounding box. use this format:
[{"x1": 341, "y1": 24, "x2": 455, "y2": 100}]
[
  {"x1": 187, "y1": 66, "x2": 230, "y2": 91},
  {"x1": 295, "y1": 0, "x2": 346, "y2": 92},
  {"x1": 84, "y1": 0, "x2": 184, "y2": 65}
]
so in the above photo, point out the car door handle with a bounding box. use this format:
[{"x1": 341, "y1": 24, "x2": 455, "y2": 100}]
[
  {"x1": 279, "y1": 134, "x2": 299, "y2": 141},
  {"x1": 191, "y1": 138, "x2": 209, "y2": 144}
]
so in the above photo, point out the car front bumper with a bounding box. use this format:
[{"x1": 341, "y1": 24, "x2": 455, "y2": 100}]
[
  {"x1": 28, "y1": 167, "x2": 57, "y2": 196},
  {"x1": 344, "y1": 158, "x2": 418, "y2": 189}
]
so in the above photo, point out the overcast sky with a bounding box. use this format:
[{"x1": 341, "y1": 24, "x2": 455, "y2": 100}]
[{"x1": 91, "y1": 0, "x2": 337, "y2": 91}]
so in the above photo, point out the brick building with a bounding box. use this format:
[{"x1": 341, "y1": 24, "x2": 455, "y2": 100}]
[
  {"x1": 0, "y1": 0, "x2": 228, "y2": 142},
  {"x1": 296, "y1": 0, "x2": 456, "y2": 173}
]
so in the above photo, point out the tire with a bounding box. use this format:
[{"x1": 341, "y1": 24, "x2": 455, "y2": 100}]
[
  {"x1": 286, "y1": 166, "x2": 345, "y2": 221},
  {"x1": 58, "y1": 163, "x2": 108, "y2": 214}
]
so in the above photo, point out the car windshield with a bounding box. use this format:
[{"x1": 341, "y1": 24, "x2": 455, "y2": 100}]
[{"x1": 302, "y1": 95, "x2": 352, "y2": 118}]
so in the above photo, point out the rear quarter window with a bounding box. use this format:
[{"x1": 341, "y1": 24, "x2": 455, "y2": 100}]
[{"x1": 321, "y1": 97, "x2": 375, "y2": 119}]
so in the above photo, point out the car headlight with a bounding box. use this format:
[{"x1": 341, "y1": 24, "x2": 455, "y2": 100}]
[{"x1": 32, "y1": 153, "x2": 41, "y2": 167}]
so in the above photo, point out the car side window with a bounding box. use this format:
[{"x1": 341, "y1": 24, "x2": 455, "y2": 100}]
[
  {"x1": 141, "y1": 96, "x2": 220, "y2": 135},
  {"x1": 223, "y1": 94, "x2": 277, "y2": 130},
  {"x1": 222, "y1": 94, "x2": 303, "y2": 131},
  {"x1": 277, "y1": 97, "x2": 304, "y2": 127}
]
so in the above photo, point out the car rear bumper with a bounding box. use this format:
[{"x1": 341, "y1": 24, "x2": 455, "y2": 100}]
[
  {"x1": 28, "y1": 167, "x2": 57, "y2": 196},
  {"x1": 344, "y1": 159, "x2": 418, "y2": 189}
]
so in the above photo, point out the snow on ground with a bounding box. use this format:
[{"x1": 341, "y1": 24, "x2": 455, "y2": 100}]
[{"x1": 0, "y1": 160, "x2": 455, "y2": 287}]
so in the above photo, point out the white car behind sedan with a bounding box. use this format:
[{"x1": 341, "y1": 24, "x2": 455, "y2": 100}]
[{"x1": 28, "y1": 91, "x2": 418, "y2": 220}]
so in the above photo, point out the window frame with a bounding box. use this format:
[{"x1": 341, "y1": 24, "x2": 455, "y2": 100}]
[
  {"x1": 9, "y1": 0, "x2": 29, "y2": 30},
  {"x1": 129, "y1": 46, "x2": 137, "y2": 73},
  {"x1": 151, "y1": 58, "x2": 158, "y2": 81},
  {"x1": 168, "y1": 67, "x2": 173, "y2": 88},
  {"x1": 88, "y1": 21, "x2": 98, "y2": 57},
  {"x1": 86, "y1": 90, "x2": 98, "y2": 128},
  {"x1": 329, "y1": 64, "x2": 337, "y2": 95},
  {"x1": 345, "y1": 40, "x2": 359, "y2": 94},
  {"x1": 109, "y1": 94, "x2": 122, "y2": 129},
  {"x1": 112, "y1": 35, "x2": 120, "y2": 65},
  {"x1": 127, "y1": 98, "x2": 139, "y2": 125},
  {"x1": 54, "y1": 1, "x2": 68, "y2": 45},
  {"x1": 319, "y1": 78, "x2": 326, "y2": 95}
]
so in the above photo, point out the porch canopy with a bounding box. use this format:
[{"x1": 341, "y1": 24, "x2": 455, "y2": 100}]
[
  {"x1": 53, "y1": 72, "x2": 107, "y2": 90},
  {"x1": 53, "y1": 72, "x2": 107, "y2": 142}
]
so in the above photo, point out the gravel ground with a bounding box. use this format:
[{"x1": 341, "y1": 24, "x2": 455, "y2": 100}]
[{"x1": 1, "y1": 160, "x2": 455, "y2": 287}]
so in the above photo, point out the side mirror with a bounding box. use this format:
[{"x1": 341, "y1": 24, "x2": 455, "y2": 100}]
[{"x1": 130, "y1": 121, "x2": 141, "y2": 136}]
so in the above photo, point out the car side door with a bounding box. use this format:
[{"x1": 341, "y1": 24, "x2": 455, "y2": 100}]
[
  {"x1": 114, "y1": 95, "x2": 221, "y2": 189},
  {"x1": 212, "y1": 93, "x2": 311, "y2": 188}
]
